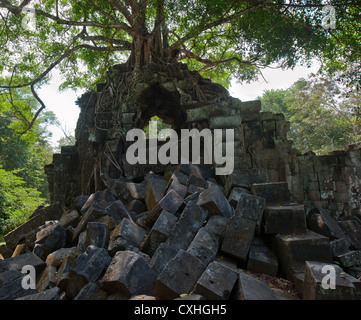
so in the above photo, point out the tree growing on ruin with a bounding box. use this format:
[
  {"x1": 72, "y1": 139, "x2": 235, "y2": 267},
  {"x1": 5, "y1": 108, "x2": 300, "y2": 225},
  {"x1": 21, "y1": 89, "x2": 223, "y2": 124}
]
[{"x1": 0, "y1": 0, "x2": 360, "y2": 132}]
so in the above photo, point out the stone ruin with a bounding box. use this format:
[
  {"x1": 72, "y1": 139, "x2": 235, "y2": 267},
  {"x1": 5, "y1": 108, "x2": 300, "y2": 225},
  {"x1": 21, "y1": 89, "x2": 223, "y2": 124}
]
[{"x1": 1, "y1": 63, "x2": 361, "y2": 300}]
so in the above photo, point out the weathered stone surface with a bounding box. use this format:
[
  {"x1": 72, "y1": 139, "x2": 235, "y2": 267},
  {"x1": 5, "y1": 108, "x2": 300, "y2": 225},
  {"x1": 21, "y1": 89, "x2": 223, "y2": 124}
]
[
  {"x1": 155, "y1": 249, "x2": 206, "y2": 299},
  {"x1": 56, "y1": 255, "x2": 76, "y2": 292},
  {"x1": 194, "y1": 261, "x2": 238, "y2": 300},
  {"x1": 165, "y1": 202, "x2": 208, "y2": 251},
  {"x1": 228, "y1": 187, "x2": 251, "y2": 208},
  {"x1": 128, "y1": 199, "x2": 147, "y2": 215},
  {"x1": 58, "y1": 210, "x2": 80, "y2": 229},
  {"x1": 187, "y1": 174, "x2": 208, "y2": 189},
  {"x1": 84, "y1": 222, "x2": 110, "y2": 249},
  {"x1": 186, "y1": 104, "x2": 224, "y2": 123},
  {"x1": 306, "y1": 208, "x2": 346, "y2": 240},
  {"x1": 149, "y1": 243, "x2": 178, "y2": 275},
  {"x1": 273, "y1": 230, "x2": 333, "y2": 280},
  {"x1": 35, "y1": 223, "x2": 58, "y2": 244},
  {"x1": 264, "y1": 204, "x2": 307, "y2": 235},
  {"x1": 303, "y1": 261, "x2": 356, "y2": 300},
  {"x1": 4, "y1": 202, "x2": 65, "y2": 250},
  {"x1": 179, "y1": 163, "x2": 213, "y2": 180},
  {"x1": 330, "y1": 238, "x2": 350, "y2": 257},
  {"x1": 197, "y1": 184, "x2": 233, "y2": 218},
  {"x1": 187, "y1": 227, "x2": 219, "y2": 266},
  {"x1": 66, "y1": 245, "x2": 111, "y2": 299},
  {"x1": 80, "y1": 191, "x2": 105, "y2": 214},
  {"x1": 37, "y1": 224, "x2": 67, "y2": 260},
  {"x1": 338, "y1": 219, "x2": 361, "y2": 250},
  {"x1": 232, "y1": 271, "x2": 278, "y2": 300},
  {"x1": 0, "y1": 252, "x2": 45, "y2": 274},
  {"x1": 74, "y1": 195, "x2": 89, "y2": 212},
  {"x1": 142, "y1": 211, "x2": 178, "y2": 256},
  {"x1": 72, "y1": 201, "x2": 111, "y2": 242},
  {"x1": 37, "y1": 264, "x2": 57, "y2": 292},
  {"x1": 104, "y1": 200, "x2": 133, "y2": 225},
  {"x1": 221, "y1": 216, "x2": 255, "y2": 264},
  {"x1": 74, "y1": 282, "x2": 107, "y2": 300},
  {"x1": 224, "y1": 170, "x2": 250, "y2": 196},
  {"x1": 0, "y1": 270, "x2": 38, "y2": 300},
  {"x1": 167, "y1": 179, "x2": 188, "y2": 199},
  {"x1": 145, "y1": 176, "x2": 168, "y2": 211},
  {"x1": 0, "y1": 245, "x2": 12, "y2": 259},
  {"x1": 204, "y1": 215, "x2": 228, "y2": 241},
  {"x1": 247, "y1": 244, "x2": 278, "y2": 277},
  {"x1": 102, "y1": 250, "x2": 157, "y2": 297},
  {"x1": 336, "y1": 250, "x2": 361, "y2": 268},
  {"x1": 235, "y1": 193, "x2": 266, "y2": 234},
  {"x1": 169, "y1": 170, "x2": 190, "y2": 186},
  {"x1": 108, "y1": 218, "x2": 146, "y2": 256},
  {"x1": 143, "y1": 189, "x2": 184, "y2": 228},
  {"x1": 184, "y1": 192, "x2": 200, "y2": 205},
  {"x1": 209, "y1": 115, "x2": 243, "y2": 129},
  {"x1": 16, "y1": 287, "x2": 60, "y2": 300},
  {"x1": 251, "y1": 182, "x2": 291, "y2": 204}
]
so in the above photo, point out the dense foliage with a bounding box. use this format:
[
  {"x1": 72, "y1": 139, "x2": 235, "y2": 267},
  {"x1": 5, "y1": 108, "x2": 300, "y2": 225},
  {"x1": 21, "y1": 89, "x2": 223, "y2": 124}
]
[
  {"x1": 0, "y1": 84, "x2": 55, "y2": 235},
  {"x1": 259, "y1": 74, "x2": 361, "y2": 154}
]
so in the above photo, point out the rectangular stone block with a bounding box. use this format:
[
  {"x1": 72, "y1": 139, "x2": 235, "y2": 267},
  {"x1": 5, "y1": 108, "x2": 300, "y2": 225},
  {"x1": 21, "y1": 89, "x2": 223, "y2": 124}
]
[
  {"x1": 187, "y1": 227, "x2": 220, "y2": 266},
  {"x1": 209, "y1": 115, "x2": 242, "y2": 129},
  {"x1": 336, "y1": 250, "x2": 361, "y2": 268},
  {"x1": 228, "y1": 187, "x2": 251, "y2": 208},
  {"x1": 169, "y1": 170, "x2": 190, "y2": 185},
  {"x1": 221, "y1": 216, "x2": 256, "y2": 264},
  {"x1": 247, "y1": 244, "x2": 278, "y2": 277},
  {"x1": 141, "y1": 211, "x2": 178, "y2": 257},
  {"x1": 303, "y1": 261, "x2": 355, "y2": 300},
  {"x1": 37, "y1": 224, "x2": 67, "y2": 261},
  {"x1": 224, "y1": 170, "x2": 250, "y2": 196},
  {"x1": 37, "y1": 265, "x2": 57, "y2": 292},
  {"x1": 155, "y1": 249, "x2": 206, "y2": 299},
  {"x1": 143, "y1": 189, "x2": 184, "y2": 228},
  {"x1": 197, "y1": 184, "x2": 233, "y2": 218},
  {"x1": 338, "y1": 220, "x2": 361, "y2": 250},
  {"x1": 251, "y1": 182, "x2": 291, "y2": 204},
  {"x1": 56, "y1": 255, "x2": 76, "y2": 292},
  {"x1": 273, "y1": 230, "x2": 333, "y2": 280},
  {"x1": 167, "y1": 179, "x2": 188, "y2": 199},
  {"x1": 149, "y1": 243, "x2": 178, "y2": 275},
  {"x1": 330, "y1": 238, "x2": 350, "y2": 257},
  {"x1": 66, "y1": 245, "x2": 111, "y2": 299},
  {"x1": 186, "y1": 105, "x2": 224, "y2": 122},
  {"x1": 108, "y1": 218, "x2": 147, "y2": 256},
  {"x1": 235, "y1": 193, "x2": 266, "y2": 234},
  {"x1": 194, "y1": 261, "x2": 238, "y2": 300},
  {"x1": 0, "y1": 252, "x2": 46, "y2": 274},
  {"x1": 0, "y1": 270, "x2": 38, "y2": 300},
  {"x1": 101, "y1": 250, "x2": 157, "y2": 298},
  {"x1": 145, "y1": 176, "x2": 168, "y2": 211},
  {"x1": 204, "y1": 215, "x2": 229, "y2": 241},
  {"x1": 165, "y1": 202, "x2": 208, "y2": 251},
  {"x1": 232, "y1": 271, "x2": 278, "y2": 300},
  {"x1": 84, "y1": 222, "x2": 110, "y2": 250},
  {"x1": 264, "y1": 204, "x2": 307, "y2": 235}
]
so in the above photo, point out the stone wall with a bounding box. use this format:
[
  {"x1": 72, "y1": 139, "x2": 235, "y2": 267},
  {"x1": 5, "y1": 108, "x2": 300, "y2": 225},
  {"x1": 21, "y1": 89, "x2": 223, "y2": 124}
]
[{"x1": 45, "y1": 83, "x2": 361, "y2": 217}]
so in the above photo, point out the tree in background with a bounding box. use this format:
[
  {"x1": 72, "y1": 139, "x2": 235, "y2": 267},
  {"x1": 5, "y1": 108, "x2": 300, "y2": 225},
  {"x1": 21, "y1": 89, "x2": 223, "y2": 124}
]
[
  {"x1": 0, "y1": 0, "x2": 360, "y2": 132},
  {"x1": 259, "y1": 74, "x2": 361, "y2": 154},
  {"x1": 0, "y1": 82, "x2": 56, "y2": 234}
]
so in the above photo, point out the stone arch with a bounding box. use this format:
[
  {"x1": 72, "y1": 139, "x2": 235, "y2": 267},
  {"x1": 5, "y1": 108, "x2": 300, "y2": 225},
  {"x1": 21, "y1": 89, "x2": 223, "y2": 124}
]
[{"x1": 134, "y1": 83, "x2": 188, "y2": 134}]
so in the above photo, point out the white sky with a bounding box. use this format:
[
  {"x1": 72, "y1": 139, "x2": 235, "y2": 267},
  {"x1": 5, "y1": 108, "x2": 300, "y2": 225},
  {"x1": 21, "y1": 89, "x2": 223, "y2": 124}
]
[{"x1": 39, "y1": 62, "x2": 320, "y2": 147}]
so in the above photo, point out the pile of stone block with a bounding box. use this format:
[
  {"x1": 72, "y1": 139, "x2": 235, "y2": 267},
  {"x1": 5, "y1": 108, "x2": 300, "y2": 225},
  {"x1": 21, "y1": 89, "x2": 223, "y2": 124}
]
[{"x1": 1, "y1": 164, "x2": 361, "y2": 300}]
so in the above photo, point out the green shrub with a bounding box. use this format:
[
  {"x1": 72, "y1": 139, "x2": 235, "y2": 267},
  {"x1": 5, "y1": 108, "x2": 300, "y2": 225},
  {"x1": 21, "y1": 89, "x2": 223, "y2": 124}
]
[{"x1": 0, "y1": 166, "x2": 44, "y2": 235}]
